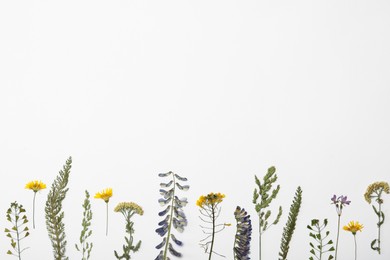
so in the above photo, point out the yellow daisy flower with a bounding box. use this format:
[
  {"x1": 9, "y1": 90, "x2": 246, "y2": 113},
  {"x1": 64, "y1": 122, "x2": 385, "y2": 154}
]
[
  {"x1": 25, "y1": 180, "x2": 46, "y2": 229},
  {"x1": 25, "y1": 180, "x2": 46, "y2": 192},
  {"x1": 94, "y1": 188, "x2": 113, "y2": 203},
  {"x1": 95, "y1": 187, "x2": 113, "y2": 236},
  {"x1": 343, "y1": 221, "x2": 364, "y2": 235}
]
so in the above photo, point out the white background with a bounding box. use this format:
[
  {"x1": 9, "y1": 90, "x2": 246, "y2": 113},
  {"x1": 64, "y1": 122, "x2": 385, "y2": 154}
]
[{"x1": 1, "y1": 1, "x2": 390, "y2": 259}]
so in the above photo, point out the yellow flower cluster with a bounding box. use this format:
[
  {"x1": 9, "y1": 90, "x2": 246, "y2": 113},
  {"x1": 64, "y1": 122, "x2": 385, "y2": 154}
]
[
  {"x1": 25, "y1": 180, "x2": 46, "y2": 192},
  {"x1": 196, "y1": 192, "x2": 225, "y2": 207},
  {"x1": 94, "y1": 188, "x2": 113, "y2": 203},
  {"x1": 114, "y1": 202, "x2": 144, "y2": 215},
  {"x1": 364, "y1": 181, "x2": 390, "y2": 203},
  {"x1": 343, "y1": 221, "x2": 364, "y2": 235}
]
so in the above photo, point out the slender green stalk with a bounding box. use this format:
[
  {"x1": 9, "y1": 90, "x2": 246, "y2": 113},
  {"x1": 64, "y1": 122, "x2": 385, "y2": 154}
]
[
  {"x1": 376, "y1": 202, "x2": 382, "y2": 254},
  {"x1": 354, "y1": 234, "x2": 357, "y2": 260},
  {"x1": 209, "y1": 207, "x2": 215, "y2": 260},
  {"x1": 259, "y1": 224, "x2": 262, "y2": 260},
  {"x1": 32, "y1": 192, "x2": 37, "y2": 229},
  {"x1": 334, "y1": 215, "x2": 340, "y2": 260},
  {"x1": 106, "y1": 202, "x2": 109, "y2": 236}
]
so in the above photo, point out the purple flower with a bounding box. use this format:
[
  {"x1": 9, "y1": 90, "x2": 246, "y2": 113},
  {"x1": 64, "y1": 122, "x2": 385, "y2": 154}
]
[
  {"x1": 340, "y1": 195, "x2": 351, "y2": 205},
  {"x1": 331, "y1": 194, "x2": 337, "y2": 204},
  {"x1": 331, "y1": 194, "x2": 351, "y2": 216}
]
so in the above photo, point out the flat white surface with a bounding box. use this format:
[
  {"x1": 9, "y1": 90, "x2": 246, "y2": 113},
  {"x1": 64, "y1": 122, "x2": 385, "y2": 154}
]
[{"x1": 1, "y1": 1, "x2": 390, "y2": 259}]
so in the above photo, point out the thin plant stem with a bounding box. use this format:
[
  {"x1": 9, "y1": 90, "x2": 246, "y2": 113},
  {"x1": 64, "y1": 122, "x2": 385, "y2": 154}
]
[
  {"x1": 354, "y1": 234, "x2": 357, "y2": 260},
  {"x1": 259, "y1": 222, "x2": 262, "y2": 260},
  {"x1": 106, "y1": 202, "x2": 109, "y2": 236},
  {"x1": 14, "y1": 209, "x2": 22, "y2": 260},
  {"x1": 378, "y1": 202, "x2": 382, "y2": 254},
  {"x1": 335, "y1": 214, "x2": 341, "y2": 260},
  {"x1": 209, "y1": 206, "x2": 216, "y2": 260},
  {"x1": 33, "y1": 191, "x2": 37, "y2": 229},
  {"x1": 163, "y1": 173, "x2": 176, "y2": 260}
]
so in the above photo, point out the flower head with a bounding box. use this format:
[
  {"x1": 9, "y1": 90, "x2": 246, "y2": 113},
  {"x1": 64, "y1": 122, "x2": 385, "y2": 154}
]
[
  {"x1": 114, "y1": 202, "x2": 144, "y2": 216},
  {"x1": 364, "y1": 181, "x2": 390, "y2": 204},
  {"x1": 196, "y1": 192, "x2": 225, "y2": 208},
  {"x1": 331, "y1": 194, "x2": 351, "y2": 216},
  {"x1": 94, "y1": 188, "x2": 113, "y2": 203},
  {"x1": 25, "y1": 180, "x2": 46, "y2": 192},
  {"x1": 343, "y1": 221, "x2": 363, "y2": 235}
]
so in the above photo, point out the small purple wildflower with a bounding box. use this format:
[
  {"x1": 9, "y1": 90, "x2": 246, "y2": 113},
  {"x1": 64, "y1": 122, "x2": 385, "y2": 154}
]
[{"x1": 331, "y1": 195, "x2": 351, "y2": 216}]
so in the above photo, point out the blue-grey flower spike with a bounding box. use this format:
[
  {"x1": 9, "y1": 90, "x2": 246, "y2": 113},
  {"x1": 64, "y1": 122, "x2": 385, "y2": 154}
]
[{"x1": 155, "y1": 172, "x2": 189, "y2": 259}]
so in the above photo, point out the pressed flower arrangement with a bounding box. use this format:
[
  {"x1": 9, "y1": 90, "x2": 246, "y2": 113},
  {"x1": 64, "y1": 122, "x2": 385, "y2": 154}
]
[{"x1": 3, "y1": 158, "x2": 389, "y2": 259}]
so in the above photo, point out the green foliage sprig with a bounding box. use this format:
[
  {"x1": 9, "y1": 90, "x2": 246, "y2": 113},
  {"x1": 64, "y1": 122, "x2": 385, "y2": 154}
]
[
  {"x1": 5, "y1": 202, "x2": 30, "y2": 260},
  {"x1": 307, "y1": 219, "x2": 334, "y2": 260},
  {"x1": 252, "y1": 166, "x2": 282, "y2": 260},
  {"x1": 279, "y1": 186, "x2": 302, "y2": 260},
  {"x1": 75, "y1": 190, "x2": 93, "y2": 260},
  {"x1": 45, "y1": 156, "x2": 72, "y2": 260}
]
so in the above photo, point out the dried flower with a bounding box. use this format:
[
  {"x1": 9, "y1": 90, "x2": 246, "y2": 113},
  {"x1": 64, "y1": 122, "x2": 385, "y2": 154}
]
[
  {"x1": 233, "y1": 206, "x2": 252, "y2": 260},
  {"x1": 114, "y1": 201, "x2": 143, "y2": 259},
  {"x1": 155, "y1": 172, "x2": 189, "y2": 260},
  {"x1": 94, "y1": 188, "x2": 113, "y2": 203},
  {"x1": 95, "y1": 188, "x2": 113, "y2": 236},
  {"x1": 343, "y1": 221, "x2": 363, "y2": 260},
  {"x1": 331, "y1": 194, "x2": 350, "y2": 260},
  {"x1": 197, "y1": 192, "x2": 228, "y2": 260},
  {"x1": 364, "y1": 181, "x2": 389, "y2": 254},
  {"x1": 25, "y1": 180, "x2": 46, "y2": 229},
  {"x1": 343, "y1": 221, "x2": 363, "y2": 235}
]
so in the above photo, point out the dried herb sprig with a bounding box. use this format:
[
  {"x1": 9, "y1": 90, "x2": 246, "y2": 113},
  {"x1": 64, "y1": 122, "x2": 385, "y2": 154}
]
[
  {"x1": 5, "y1": 202, "x2": 30, "y2": 260},
  {"x1": 75, "y1": 190, "x2": 93, "y2": 260},
  {"x1": 364, "y1": 181, "x2": 389, "y2": 254},
  {"x1": 278, "y1": 186, "x2": 302, "y2": 260},
  {"x1": 45, "y1": 156, "x2": 72, "y2": 260},
  {"x1": 307, "y1": 219, "x2": 334, "y2": 260},
  {"x1": 155, "y1": 172, "x2": 189, "y2": 260},
  {"x1": 252, "y1": 166, "x2": 282, "y2": 260}
]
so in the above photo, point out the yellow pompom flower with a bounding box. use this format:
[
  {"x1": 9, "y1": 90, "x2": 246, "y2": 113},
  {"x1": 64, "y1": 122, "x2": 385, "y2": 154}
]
[
  {"x1": 94, "y1": 188, "x2": 113, "y2": 203},
  {"x1": 25, "y1": 180, "x2": 46, "y2": 229},
  {"x1": 364, "y1": 181, "x2": 389, "y2": 204},
  {"x1": 95, "y1": 188, "x2": 113, "y2": 236},
  {"x1": 343, "y1": 220, "x2": 363, "y2": 235},
  {"x1": 25, "y1": 180, "x2": 46, "y2": 192}
]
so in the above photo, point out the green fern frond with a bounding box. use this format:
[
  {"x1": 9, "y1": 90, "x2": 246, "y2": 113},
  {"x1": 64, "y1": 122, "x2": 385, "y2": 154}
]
[
  {"x1": 45, "y1": 157, "x2": 72, "y2": 260},
  {"x1": 279, "y1": 186, "x2": 302, "y2": 260}
]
